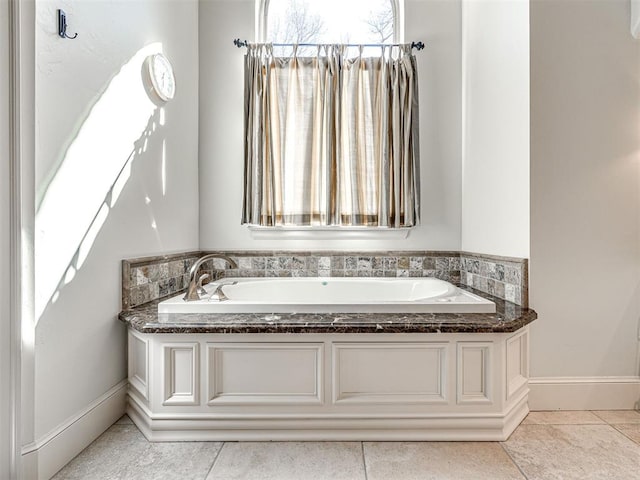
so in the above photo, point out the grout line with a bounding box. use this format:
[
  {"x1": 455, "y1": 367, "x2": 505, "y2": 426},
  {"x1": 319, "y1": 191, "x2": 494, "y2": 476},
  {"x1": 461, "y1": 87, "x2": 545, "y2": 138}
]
[
  {"x1": 590, "y1": 411, "x2": 609, "y2": 424},
  {"x1": 609, "y1": 425, "x2": 640, "y2": 446},
  {"x1": 520, "y1": 422, "x2": 605, "y2": 426},
  {"x1": 499, "y1": 442, "x2": 529, "y2": 480},
  {"x1": 592, "y1": 410, "x2": 640, "y2": 426},
  {"x1": 203, "y1": 441, "x2": 226, "y2": 480},
  {"x1": 361, "y1": 442, "x2": 369, "y2": 480}
]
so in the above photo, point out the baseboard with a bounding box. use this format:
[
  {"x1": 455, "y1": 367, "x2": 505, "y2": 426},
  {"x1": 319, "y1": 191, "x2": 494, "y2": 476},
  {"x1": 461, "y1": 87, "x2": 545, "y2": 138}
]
[
  {"x1": 128, "y1": 390, "x2": 529, "y2": 442},
  {"x1": 529, "y1": 376, "x2": 640, "y2": 411},
  {"x1": 21, "y1": 380, "x2": 127, "y2": 480}
]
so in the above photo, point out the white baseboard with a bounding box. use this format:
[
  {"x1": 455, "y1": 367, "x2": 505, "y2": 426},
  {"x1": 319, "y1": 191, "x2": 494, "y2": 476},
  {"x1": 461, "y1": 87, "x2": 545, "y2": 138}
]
[
  {"x1": 21, "y1": 380, "x2": 127, "y2": 480},
  {"x1": 128, "y1": 390, "x2": 530, "y2": 442},
  {"x1": 529, "y1": 376, "x2": 640, "y2": 411}
]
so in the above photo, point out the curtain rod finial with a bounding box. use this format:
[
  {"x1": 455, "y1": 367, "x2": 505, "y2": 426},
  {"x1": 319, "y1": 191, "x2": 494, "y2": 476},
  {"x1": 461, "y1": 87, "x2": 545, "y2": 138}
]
[
  {"x1": 234, "y1": 38, "x2": 248, "y2": 48},
  {"x1": 411, "y1": 41, "x2": 425, "y2": 51}
]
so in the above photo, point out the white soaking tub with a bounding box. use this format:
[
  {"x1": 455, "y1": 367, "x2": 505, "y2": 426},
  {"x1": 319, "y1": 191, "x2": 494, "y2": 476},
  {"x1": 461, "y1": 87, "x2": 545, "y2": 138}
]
[{"x1": 158, "y1": 277, "x2": 495, "y2": 314}]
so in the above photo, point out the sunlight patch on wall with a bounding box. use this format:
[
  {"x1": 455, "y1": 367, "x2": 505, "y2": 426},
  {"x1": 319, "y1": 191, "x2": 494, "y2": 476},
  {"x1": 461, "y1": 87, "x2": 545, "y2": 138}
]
[
  {"x1": 162, "y1": 140, "x2": 167, "y2": 196},
  {"x1": 35, "y1": 43, "x2": 164, "y2": 321}
]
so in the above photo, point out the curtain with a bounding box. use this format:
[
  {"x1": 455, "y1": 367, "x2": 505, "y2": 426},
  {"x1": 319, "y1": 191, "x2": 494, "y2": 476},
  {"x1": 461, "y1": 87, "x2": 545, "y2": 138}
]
[{"x1": 242, "y1": 44, "x2": 420, "y2": 228}]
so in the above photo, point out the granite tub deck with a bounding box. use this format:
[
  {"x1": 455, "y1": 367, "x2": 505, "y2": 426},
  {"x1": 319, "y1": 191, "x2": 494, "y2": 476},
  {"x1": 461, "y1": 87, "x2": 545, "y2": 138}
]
[{"x1": 119, "y1": 286, "x2": 536, "y2": 334}]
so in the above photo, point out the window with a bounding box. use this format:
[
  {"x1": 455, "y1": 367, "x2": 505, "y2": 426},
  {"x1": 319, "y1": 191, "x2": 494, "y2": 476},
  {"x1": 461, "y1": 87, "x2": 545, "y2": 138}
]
[
  {"x1": 243, "y1": 0, "x2": 419, "y2": 229},
  {"x1": 264, "y1": 0, "x2": 397, "y2": 45}
]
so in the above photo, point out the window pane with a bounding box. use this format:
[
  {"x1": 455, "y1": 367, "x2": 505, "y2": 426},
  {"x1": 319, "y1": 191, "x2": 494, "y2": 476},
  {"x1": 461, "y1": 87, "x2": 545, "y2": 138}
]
[{"x1": 266, "y1": 0, "x2": 394, "y2": 44}]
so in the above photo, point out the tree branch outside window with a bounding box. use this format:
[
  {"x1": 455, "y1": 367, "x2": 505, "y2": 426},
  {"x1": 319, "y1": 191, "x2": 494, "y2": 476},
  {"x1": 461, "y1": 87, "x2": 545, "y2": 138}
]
[
  {"x1": 365, "y1": 2, "x2": 394, "y2": 44},
  {"x1": 269, "y1": 0, "x2": 325, "y2": 44}
]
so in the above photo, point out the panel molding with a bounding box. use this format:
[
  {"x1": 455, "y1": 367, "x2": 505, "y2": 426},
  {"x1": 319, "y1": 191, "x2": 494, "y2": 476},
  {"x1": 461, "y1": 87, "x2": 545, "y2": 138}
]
[
  {"x1": 162, "y1": 343, "x2": 199, "y2": 406},
  {"x1": 207, "y1": 343, "x2": 323, "y2": 405},
  {"x1": 506, "y1": 329, "x2": 528, "y2": 400},
  {"x1": 332, "y1": 342, "x2": 448, "y2": 405},
  {"x1": 457, "y1": 342, "x2": 492, "y2": 405},
  {"x1": 127, "y1": 329, "x2": 532, "y2": 441},
  {"x1": 128, "y1": 330, "x2": 149, "y2": 401}
]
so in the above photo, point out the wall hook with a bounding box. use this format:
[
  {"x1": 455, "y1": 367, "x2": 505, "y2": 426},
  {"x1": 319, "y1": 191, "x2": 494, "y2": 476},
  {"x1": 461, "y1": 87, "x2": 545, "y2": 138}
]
[
  {"x1": 234, "y1": 39, "x2": 248, "y2": 48},
  {"x1": 58, "y1": 9, "x2": 78, "y2": 39}
]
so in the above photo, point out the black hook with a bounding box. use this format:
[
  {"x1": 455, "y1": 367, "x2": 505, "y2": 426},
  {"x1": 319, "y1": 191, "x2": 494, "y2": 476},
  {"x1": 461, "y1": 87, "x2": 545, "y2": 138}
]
[
  {"x1": 58, "y1": 9, "x2": 78, "y2": 40},
  {"x1": 233, "y1": 38, "x2": 248, "y2": 48}
]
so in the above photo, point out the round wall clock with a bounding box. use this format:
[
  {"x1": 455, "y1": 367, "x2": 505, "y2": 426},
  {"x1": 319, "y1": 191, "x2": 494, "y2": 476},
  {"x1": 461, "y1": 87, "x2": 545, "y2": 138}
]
[{"x1": 144, "y1": 53, "x2": 176, "y2": 103}]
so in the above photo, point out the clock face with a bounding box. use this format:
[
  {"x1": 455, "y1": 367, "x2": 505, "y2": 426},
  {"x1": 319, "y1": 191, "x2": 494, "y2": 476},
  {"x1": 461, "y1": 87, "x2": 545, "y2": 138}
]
[{"x1": 148, "y1": 53, "x2": 175, "y2": 102}]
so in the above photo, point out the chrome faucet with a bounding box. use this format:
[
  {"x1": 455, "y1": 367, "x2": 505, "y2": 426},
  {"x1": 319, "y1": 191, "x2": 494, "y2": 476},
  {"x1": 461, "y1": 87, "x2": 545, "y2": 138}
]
[{"x1": 183, "y1": 254, "x2": 238, "y2": 301}]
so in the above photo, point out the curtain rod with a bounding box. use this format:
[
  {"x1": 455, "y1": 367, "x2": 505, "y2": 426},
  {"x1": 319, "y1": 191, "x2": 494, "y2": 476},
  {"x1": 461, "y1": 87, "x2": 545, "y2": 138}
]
[{"x1": 233, "y1": 38, "x2": 425, "y2": 51}]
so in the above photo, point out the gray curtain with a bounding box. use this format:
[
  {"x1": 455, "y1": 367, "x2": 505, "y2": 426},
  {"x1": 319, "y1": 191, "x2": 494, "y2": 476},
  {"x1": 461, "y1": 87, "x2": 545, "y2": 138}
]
[{"x1": 242, "y1": 44, "x2": 420, "y2": 228}]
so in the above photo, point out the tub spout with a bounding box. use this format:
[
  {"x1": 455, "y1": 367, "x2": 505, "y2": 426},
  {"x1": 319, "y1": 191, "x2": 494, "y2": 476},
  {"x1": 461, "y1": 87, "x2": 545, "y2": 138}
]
[{"x1": 183, "y1": 254, "x2": 238, "y2": 301}]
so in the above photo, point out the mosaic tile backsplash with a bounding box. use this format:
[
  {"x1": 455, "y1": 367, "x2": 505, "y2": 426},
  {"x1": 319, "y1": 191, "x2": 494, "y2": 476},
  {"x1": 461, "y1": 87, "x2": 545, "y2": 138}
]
[
  {"x1": 122, "y1": 252, "x2": 200, "y2": 309},
  {"x1": 122, "y1": 251, "x2": 528, "y2": 309},
  {"x1": 460, "y1": 253, "x2": 528, "y2": 308}
]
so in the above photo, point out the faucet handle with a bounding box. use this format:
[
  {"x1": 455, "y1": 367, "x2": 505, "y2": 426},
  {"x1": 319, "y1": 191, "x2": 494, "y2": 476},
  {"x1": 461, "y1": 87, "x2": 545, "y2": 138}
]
[
  {"x1": 196, "y1": 273, "x2": 210, "y2": 295},
  {"x1": 211, "y1": 281, "x2": 238, "y2": 301}
]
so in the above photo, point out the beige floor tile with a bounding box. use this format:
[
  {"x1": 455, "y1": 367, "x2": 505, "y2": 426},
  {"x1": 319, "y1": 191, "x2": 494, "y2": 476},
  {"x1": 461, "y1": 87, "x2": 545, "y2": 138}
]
[
  {"x1": 613, "y1": 424, "x2": 640, "y2": 444},
  {"x1": 52, "y1": 424, "x2": 222, "y2": 480},
  {"x1": 522, "y1": 411, "x2": 605, "y2": 425},
  {"x1": 363, "y1": 442, "x2": 525, "y2": 480},
  {"x1": 502, "y1": 424, "x2": 640, "y2": 480},
  {"x1": 206, "y1": 442, "x2": 366, "y2": 480},
  {"x1": 52, "y1": 424, "x2": 143, "y2": 479},
  {"x1": 593, "y1": 410, "x2": 640, "y2": 424}
]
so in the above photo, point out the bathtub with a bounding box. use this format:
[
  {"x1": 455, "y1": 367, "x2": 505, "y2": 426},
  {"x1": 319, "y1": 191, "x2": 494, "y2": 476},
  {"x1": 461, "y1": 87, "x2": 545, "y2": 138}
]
[{"x1": 158, "y1": 277, "x2": 495, "y2": 314}]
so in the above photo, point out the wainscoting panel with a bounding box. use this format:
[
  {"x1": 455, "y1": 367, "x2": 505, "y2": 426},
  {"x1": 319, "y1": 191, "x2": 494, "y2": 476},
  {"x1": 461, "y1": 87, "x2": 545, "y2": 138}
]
[
  {"x1": 162, "y1": 343, "x2": 199, "y2": 406},
  {"x1": 128, "y1": 330, "x2": 149, "y2": 401},
  {"x1": 207, "y1": 343, "x2": 323, "y2": 405},
  {"x1": 456, "y1": 342, "x2": 492, "y2": 405},
  {"x1": 332, "y1": 342, "x2": 448, "y2": 404},
  {"x1": 127, "y1": 329, "x2": 531, "y2": 441},
  {"x1": 506, "y1": 329, "x2": 529, "y2": 401}
]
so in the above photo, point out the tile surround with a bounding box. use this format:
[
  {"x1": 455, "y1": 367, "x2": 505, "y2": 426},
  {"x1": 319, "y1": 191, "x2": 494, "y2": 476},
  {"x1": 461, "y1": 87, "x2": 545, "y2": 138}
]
[
  {"x1": 460, "y1": 252, "x2": 528, "y2": 307},
  {"x1": 122, "y1": 252, "x2": 201, "y2": 309},
  {"x1": 122, "y1": 250, "x2": 528, "y2": 309},
  {"x1": 203, "y1": 251, "x2": 462, "y2": 285}
]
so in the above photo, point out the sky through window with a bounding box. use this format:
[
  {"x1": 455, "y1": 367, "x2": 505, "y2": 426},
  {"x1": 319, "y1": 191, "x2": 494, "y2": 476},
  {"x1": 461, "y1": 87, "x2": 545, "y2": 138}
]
[{"x1": 266, "y1": 0, "x2": 394, "y2": 45}]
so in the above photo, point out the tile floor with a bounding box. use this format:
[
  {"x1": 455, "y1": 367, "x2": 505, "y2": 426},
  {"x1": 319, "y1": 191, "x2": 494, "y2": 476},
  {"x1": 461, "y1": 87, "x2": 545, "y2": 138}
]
[{"x1": 52, "y1": 410, "x2": 640, "y2": 480}]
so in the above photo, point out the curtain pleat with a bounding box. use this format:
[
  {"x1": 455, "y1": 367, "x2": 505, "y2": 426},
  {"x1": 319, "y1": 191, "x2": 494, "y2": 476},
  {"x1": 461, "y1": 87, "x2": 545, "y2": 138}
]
[{"x1": 242, "y1": 44, "x2": 420, "y2": 227}]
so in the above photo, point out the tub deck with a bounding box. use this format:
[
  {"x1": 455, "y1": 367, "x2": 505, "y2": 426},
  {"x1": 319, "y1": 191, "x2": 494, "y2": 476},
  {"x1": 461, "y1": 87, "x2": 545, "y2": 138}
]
[
  {"x1": 119, "y1": 285, "x2": 536, "y2": 334},
  {"x1": 120, "y1": 285, "x2": 537, "y2": 442}
]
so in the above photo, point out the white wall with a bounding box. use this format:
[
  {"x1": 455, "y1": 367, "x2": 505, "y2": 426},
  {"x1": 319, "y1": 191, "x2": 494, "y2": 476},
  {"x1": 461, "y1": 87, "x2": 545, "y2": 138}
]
[
  {"x1": 33, "y1": 0, "x2": 200, "y2": 472},
  {"x1": 530, "y1": 0, "x2": 640, "y2": 384},
  {"x1": 198, "y1": 0, "x2": 462, "y2": 250},
  {"x1": 461, "y1": 0, "x2": 529, "y2": 258},
  {"x1": 1, "y1": 0, "x2": 12, "y2": 475}
]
